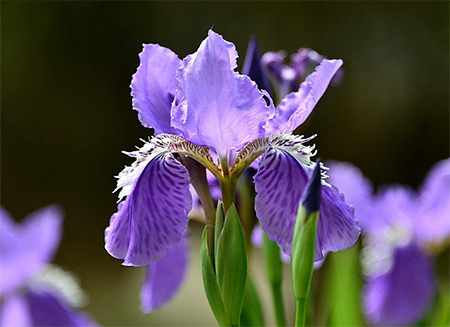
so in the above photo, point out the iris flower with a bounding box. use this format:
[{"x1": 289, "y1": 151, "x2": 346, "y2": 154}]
[
  {"x1": 0, "y1": 206, "x2": 96, "y2": 326},
  {"x1": 261, "y1": 46, "x2": 344, "y2": 101},
  {"x1": 328, "y1": 159, "x2": 450, "y2": 325},
  {"x1": 105, "y1": 30, "x2": 360, "y2": 310}
]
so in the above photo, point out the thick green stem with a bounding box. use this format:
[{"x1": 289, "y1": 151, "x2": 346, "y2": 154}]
[
  {"x1": 220, "y1": 180, "x2": 236, "y2": 213},
  {"x1": 236, "y1": 174, "x2": 257, "y2": 251},
  {"x1": 219, "y1": 156, "x2": 236, "y2": 213},
  {"x1": 295, "y1": 298, "x2": 307, "y2": 327}
]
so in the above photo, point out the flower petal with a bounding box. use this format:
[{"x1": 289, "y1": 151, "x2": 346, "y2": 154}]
[
  {"x1": 171, "y1": 30, "x2": 274, "y2": 156},
  {"x1": 140, "y1": 232, "x2": 189, "y2": 312},
  {"x1": 20, "y1": 206, "x2": 63, "y2": 270},
  {"x1": 317, "y1": 185, "x2": 361, "y2": 261},
  {"x1": 26, "y1": 290, "x2": 97, "y2": 326},
  {"x1": 105, "y1": 153, "x2": 192, "y2": 266},
  {"x1": 265, "y1": 59, "x2": 343, "y2": 135},
  {"x1": 254, "y1": 149, "x2": 360, "y2": 260},
  {"x1": 327, "y1": 161, "x2": 378, "y2": 232},
  {"x1": 0, "y1": 294, "x2": 32, "y2": 327},
  {"x1": 416, "y1": 158, "x2": 450, "y2": 244},
  {"x1": 131, "y1": 44, "x2": 182, "y2": 134},
  {"x1": 363, "y1": 245, "x2": 436, "y2": 325},
  {"x1": 0, "y1": 206, "x2": 63, "y2": 296},
  {"x1": 374, "y1": 185, "x2": 418, "y2": 238}
]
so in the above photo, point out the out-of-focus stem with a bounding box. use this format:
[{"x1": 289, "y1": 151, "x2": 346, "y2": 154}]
[
  {"x1": 180, "y1": 156, "x2": 216, "y2": 254},
  {"x1": 263, "y1": 233, "x2": 286, "y2": 326},
  {"x1": 272, "y1": 282, "x2": 286, "y2": 326}
]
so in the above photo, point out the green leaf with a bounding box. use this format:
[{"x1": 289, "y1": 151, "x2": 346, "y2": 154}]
[
  {"x1": 320, "y1": 244, "x2": 365, "y2": 327},
  {"x1": 201, "y1": 227, "x2": 231, "y2": 327},
  {"x1": 216, "y1": 204, "x2": 248, "y2": 326},
  {"x1": 240, "y1": 277, "x2": 265, "y2": 327},
  {"x1": 429, "y1": 281, "x2": 450, "y2": 327}
]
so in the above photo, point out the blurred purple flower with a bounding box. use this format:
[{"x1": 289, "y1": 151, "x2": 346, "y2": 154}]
[
  {"x1": 328, "y1": 159, "x2": 450, "y2": 325},
  {"x1": 0, "y1": 206, "x2": 97, "y2": 327},
  {"x1": 261, "y1": 48, "x2": 344, "y2": 101},
  {"x1": 105, "y1": 30, "x2": 360, "y2": 310}
]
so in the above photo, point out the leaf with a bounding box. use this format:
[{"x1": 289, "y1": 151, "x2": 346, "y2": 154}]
[
  {"x1": 240, "y1": 277, "x2": 265, "y2": 327},
  {"x1": 429, "y1": 281, "x2": 450, "y2": 327},
  {"x1": 216, "y1": 204, "x2": 248, "y2": 326},
  {"x1": 201, "y1": 227, "x2": 231, "y2": 326},
  {"x1": 320, "y1": 243, "x2": 365, "y2": 327}
]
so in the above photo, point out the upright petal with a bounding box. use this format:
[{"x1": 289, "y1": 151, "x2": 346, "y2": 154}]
[
  {"x1": 0, "y1": 295, "x2": 32, "y2": 327},
  {"x1": 140, "y1": 233, "x2": 189, "y2": 312},
  {"x1": 131, "y1": 44, "x2": 182, "y2": 134},
  {"x1": 374, "y1": 185, "x2": 418, "y2": 239},
  {"x1": 0, "y1": 206, "x2": 63, "y2": 296},
  {"x1": 242, "y1": 36, "x2": 273, "y2": 97},
  {"x1": 171, "y1": 30, "x2": 274, "y2": 156},
  {"x1": 0, "y1": 207, "x2": 18, "y2": 268},
  {"x1": 105, "y1": 152, "x2": 192, "y2": 266},
  {"x1": 416, "y1": 158, "x2": 450, "y2": 244},
  {"x1": 363, "y1": 245, "x2": 436, "y2": 325},
  {"x1": 254, "y1": 145, "x2": 360, "y2": 260},
  {"x1": 26, "y1": 290, "x2": 97, "y2": 326},
  {"x1": 265, "y1": 59, "x2": 343, "y2": 135},
  {"x1": 21, "y1": 206, "x2": 63, "y2": 270}
]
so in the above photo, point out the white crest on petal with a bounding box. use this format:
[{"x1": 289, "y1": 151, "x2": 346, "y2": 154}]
[
  {"x1": 29, "y1": 265, "x2": 88, "y2": 308},
  {"x1": 268, "y1": 133, "x2": 330, "y2": 186},
  {"x1": 114, "y1": 134, "x2": 183, "y2": 202},
  {"x1": 361, "y1": 223, "x2": 414, "y2": 277},
  {"x1": 114, "y1": 134, "x2": 220, "y2": 202}
]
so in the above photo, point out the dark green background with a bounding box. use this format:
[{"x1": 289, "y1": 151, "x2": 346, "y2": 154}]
[{"x1": 2, "y1": 1, "x2": 449, "y2": 326}]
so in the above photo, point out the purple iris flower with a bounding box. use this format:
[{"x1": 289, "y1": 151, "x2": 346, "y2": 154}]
[
  {"x1": 0, "y1": 206, "x2": 97, "y2": 327},
  {"x1": 105, "y1": 30, "x2": 360, "y2": 310},
  {"x1": 261, "y1": 47, "x2": 344, "y2": 101},
  {"x1": 328, "y1": 159, "x2": 450, "y2": 325}
]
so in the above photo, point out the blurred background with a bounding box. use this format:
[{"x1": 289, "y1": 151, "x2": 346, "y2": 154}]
[{"x1": 2, "y1": 1, "x2": 449, "y2": 326}]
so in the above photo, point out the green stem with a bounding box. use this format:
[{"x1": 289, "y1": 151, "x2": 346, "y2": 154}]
[
  {"x1": 180, "y1": 156, "x2": 216, "y2": 254},
  {"x1": 271, "y1": 282, "x2": 286, "y2": 326},
  {"x1": 295, "y1": 298, "x2": 307, "y2": 327},
  {"x1": 263, "y1": 234, "x2": 285, "y2": 326},
  {"x1": 219, "y1": 156, "x2": 236, "y2": 213},
  {"x1": 236, "y1": 174, "x2": 257, "y2": 251}
]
